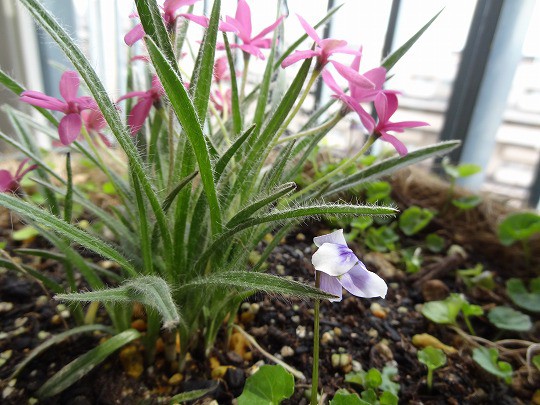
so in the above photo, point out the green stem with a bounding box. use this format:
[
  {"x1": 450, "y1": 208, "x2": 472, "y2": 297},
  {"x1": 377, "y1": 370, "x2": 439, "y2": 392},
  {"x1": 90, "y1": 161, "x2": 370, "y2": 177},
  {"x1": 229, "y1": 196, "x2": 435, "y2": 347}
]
[
  {"x1": 276, "y1": 112, "x2": 342, "y2": 145},
  {"x1": 240, "y1": 52, "x2": 250, "y2": 100},
  {"x1": 311, "y1": 271, "x2": 321, "y2": 405},
  {"x1": 464, "y1": 315, "x2": 475, "y2": 336},
  {"x1": 427, "y1": 368, "x2": 433, "y2": 390},
  {"x1": 276, "y1": 68, "x2": 321, "y2": 141},
  {"x1": 291, "y1": 135, "x2": 376, "y2": 201}
]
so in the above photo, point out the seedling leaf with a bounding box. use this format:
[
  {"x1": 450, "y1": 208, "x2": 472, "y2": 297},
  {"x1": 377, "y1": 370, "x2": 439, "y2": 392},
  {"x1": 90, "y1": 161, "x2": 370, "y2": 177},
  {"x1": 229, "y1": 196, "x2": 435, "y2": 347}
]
[
  {"x1": 497, "y1": 212, "x2": 540, "y2": 246},
  {"x1": 506, "y1": 278, "x2": 540, "y2": 313},
  {"x1": 237, "y1": 365, "x2": 294, "y2": 405},
  {"x1": 472, "y1": 347, "x2": 513, "y2": 384},
  {"x1": 399, "y1": 206, "x2": 434, "y2": 236},
  {"x1": 488, "y1": 306, "x2": 532, "y2": 331}
]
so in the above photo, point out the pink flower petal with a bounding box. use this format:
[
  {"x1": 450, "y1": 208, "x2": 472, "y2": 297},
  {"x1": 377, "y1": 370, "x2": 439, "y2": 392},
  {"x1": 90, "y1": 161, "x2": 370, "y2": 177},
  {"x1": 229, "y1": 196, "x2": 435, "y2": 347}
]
[
  {"x1": 281, "y1": 49, "x2": 319, "y2": 68},
  {"x1": 379, "y1": 132, "x2": 408, "y2": 156},
  {"x1": 319, "y1": 38, "x2": 349, "y2": 53},
  {"x1": 219, "y1": 20, "x2": 238, "y2": 32},
  {"x1": 250, "y1": 38, "x2": 272, "y2": 49},
  {"x1": 239, "y1": 43, "x2": 265, "y2": 59},
  {"x1": 0, "y1": 170, "x2": 15, "y2": 192},
  {"x1": 321, "y1": 70, "x2": 345, "y2": 98},
  {"x1": 349, "y1": 100, "x2": 375, "y2": 133},
  {"x1": 319, "y1": 272, "x2": 343, "y2": 302},
  {"x1": 385, "y1": 120, "x2": 430, "y2": 130},
  {"x1": 180, "y1": 13, "x2": 210, "y2": 28},
  {"x1": 252, "y1": 15, "x2": 284, "y2": 42},
  {"x1": 339, "y1": 262, "x2": 387, "y2": 298},
  {"x1": 58, "y1": 113, "x2": 82, "y2": 145},
  {"x1": 59, "y1": 71, "x2": 80, "y2": 102},
  {"x1": 125, "y1": 23, "x2": 145, "y2": 46},
  {"x1": 330, "y1": 61, "x2": 374, "y2": 90},
  {"x1": 117, "y1": 91, "x2": 149, "y2": 103},
  {"x1": 235, "y1": 0, "x2": 252, "y2": 40},
  {"x1": 76, "y1": 96, "x2": 98, "y2": 110},
  {"x1": 127, "y1": 98, "x2": 153, "y2": 135},
  {"x1": 20, "y1": 91, "x2": 66, "y2": 111},
  {"x1": 296, "y1": 14, "x2": 321, "y2": 44},
  {"x1": 350, "y1": 46, "x2": 363, "y2": 71}
]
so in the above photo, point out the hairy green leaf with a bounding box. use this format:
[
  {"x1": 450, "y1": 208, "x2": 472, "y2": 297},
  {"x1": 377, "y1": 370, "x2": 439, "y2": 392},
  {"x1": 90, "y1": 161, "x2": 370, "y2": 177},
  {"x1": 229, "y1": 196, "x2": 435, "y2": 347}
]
[{"x1": 36, "y1": 329, "x2": 140, "y2": 398}]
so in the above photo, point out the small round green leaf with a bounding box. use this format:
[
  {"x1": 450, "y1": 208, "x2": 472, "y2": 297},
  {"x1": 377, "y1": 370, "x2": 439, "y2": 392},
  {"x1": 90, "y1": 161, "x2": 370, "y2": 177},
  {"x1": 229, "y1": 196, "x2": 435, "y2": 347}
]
[
  {"x1": 497, "y1": 212, "x2": 540, "y2": 246},
  {"x1": 506, "y1": 278, "x2": 540, "y2": 313},
  {"x1": 417, "y1": 347, "x2": 447, "y2": 370},
  {"x1": 399, "y1": 206, "x2": 434, "y2": 236},
  {"x1": 425, "y1": 233, "x2": 445, "y2": 253},
  {"x1": 488, "y1": 306, "x2": 532, "y2": 331},
  {"x1": 237, "y1": 365, "x2": 294, "y2": 405}
]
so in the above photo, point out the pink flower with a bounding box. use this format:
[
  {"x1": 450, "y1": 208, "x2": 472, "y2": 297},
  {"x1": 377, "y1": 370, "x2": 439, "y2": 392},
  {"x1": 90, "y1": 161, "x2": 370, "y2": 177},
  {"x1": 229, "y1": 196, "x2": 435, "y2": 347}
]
[
  {"x1": 361, "y1": 93, "x2": 429, "y2": 156},
  {"x1": 213, "y1": 56, "x2": 230, "y2": 83},
  {"x1": 281, "y1": 14, "x2": 361, "y2": 69},
  {"x1": 117, "y1": 76, "x2": 164, "y2": 135},
  {"x1": 0, "y1": 159, "x2": 37, "y2": 193},
  {"x1": 183, "y1": 0, "x2": 284, "y2": 60},
  {"x1": 20, "y1": 71, "x2": 97, "y2": 146},
  {"x1": 124, "y1": 0, "x2": 201, "y2": 46},
  {"x1": 330, "y1": 49, "x2": 394, "y2": 103},
  {"x1": 210, "y1": 88, "x2": 232, "y2": 115},
  {"x1": 81, "y1": 109, "x2": 111, "y2": 147},
  {"x1": 312, "y1": 229, "x2": 387, "y2": 302}
]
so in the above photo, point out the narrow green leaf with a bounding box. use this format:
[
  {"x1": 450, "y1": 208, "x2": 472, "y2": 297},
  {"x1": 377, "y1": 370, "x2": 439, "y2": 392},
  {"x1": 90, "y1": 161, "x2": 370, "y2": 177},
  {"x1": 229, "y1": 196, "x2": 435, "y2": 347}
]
[
  {"x1": 0, "y1": 258, "x2": 63, "y2": 293},
  {"x1": 162, "y1": 171, "x2": 198, "y2": 212},
  {"x1": 223, "y1": 33, "x2": 241, "y2": 135},
  {"x1": 182, "y1": 271, "x2": 336, "y2": 301},
  {"x1": 227, "y1": 183, "x2": 297, "y2": 228},
  {"x1": 253, "y1": 28, "x2": 277, "y2": 134},
  {"x1": 145, "y1": 36, "x2": 223, "y2": 236},
  {"x1": 64, "y1": 153, "x2": 73, "y2": 223},
  {"x1": 14, "y1": 248, "x2": 123, "y2": 282},
  {"x1": 56, "y1": 276, "x2": 181, "y2": 329},
  {"x1": 233, "y1": 57, "x2": 312, "y2": 200},
  {"x1": 11, "y1": 324, "x2": 114, "y2": 378},
  {"x1": 135, "y1": 0, "x2": 176, "y2": 65},
  {"x1": 36, "y1": 329, "x2": 140, "y2": 398},
  {"x1": 261, "y1": 140, "x2": 296, "y2": 189},
  {"x1": 0, "y1": 193, "x2": 137, "y2": 277},
  {"x1": 214, "y1": 124, "x2": 256, "y2": 180},
  {"x1": 325, "y1": 141, "x2": 461, "y2": 196},
  {"x1": 132, "y1": 174, "x2": 153, "y2": 275},
  {"x1": 31, "y1": 177, "x2": 135, "y2": 245},
  {"x1": 196, "y1": 204, "x2": 397, "y2": 272},
  {"x1": 382, "y1": 9, "x2": 443, "y2": 71},
  {"x1": 19, "y1": 0, "x2": 174, "y2": 267},
  {"x1": 170, "y1": 382, "x2": 219, "y2": 404},
  {"x1": 190, "y1": 0, "x2": 221, "y2": 123}
]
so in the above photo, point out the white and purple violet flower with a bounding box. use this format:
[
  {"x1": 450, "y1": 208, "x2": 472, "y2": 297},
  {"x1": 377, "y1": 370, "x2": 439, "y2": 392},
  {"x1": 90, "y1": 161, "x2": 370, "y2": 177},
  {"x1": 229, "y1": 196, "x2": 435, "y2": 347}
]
[{"x1": 312, "y1": 229, "x2": 387, "y2": 302}]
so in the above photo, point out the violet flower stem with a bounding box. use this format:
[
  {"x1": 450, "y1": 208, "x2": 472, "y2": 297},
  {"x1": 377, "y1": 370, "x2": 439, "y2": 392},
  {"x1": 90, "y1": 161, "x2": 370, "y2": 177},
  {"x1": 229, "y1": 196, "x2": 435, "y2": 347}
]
[{"x1": 311, "y1": 271, "x2": 321, "y2": 405}]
